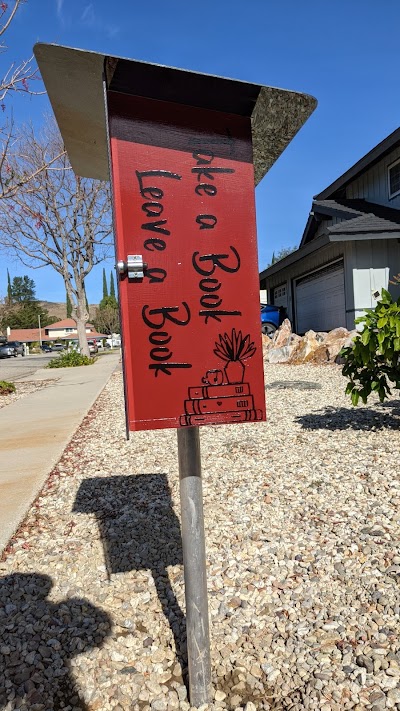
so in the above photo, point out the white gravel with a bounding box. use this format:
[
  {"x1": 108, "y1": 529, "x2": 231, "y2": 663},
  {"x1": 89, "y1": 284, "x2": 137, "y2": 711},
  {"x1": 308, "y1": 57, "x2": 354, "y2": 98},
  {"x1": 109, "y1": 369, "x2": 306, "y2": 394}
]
[{"x1": 0, "y1": 363, "x2": 399, "y2": 711}]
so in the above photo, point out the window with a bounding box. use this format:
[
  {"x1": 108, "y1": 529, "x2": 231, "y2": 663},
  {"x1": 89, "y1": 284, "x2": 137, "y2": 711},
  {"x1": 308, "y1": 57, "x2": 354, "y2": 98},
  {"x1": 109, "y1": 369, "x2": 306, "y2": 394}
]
[
  {"x1": 65, "y1": 327, "x2": 74, "y2": 333},
  {"x1": 388, "y1": 159, "x2": 400, "y2": 199},
  {"x1": 274, "y1": 285, "x2": 286, "y2": 299}
]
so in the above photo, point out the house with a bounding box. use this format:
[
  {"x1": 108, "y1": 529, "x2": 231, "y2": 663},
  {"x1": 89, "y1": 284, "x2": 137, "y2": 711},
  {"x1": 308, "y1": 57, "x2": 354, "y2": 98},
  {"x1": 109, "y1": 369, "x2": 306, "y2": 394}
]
[
  {"x1": 8, "y1": 319, "x2": 106, "y2": 345},
  {"x1": 259, "y1": 127, "x2": 400, "y2": 333},
  {"x1": 44, "y1": 318, "x2": 95, "y2": 340}
]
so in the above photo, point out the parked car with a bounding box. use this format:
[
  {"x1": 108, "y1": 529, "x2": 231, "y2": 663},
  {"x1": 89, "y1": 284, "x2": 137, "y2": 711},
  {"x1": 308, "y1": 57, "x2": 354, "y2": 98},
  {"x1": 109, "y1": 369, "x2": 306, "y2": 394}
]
[
  {"x1": 0, "y1": 343, "x2": 16, "y2": 358},
  {"x1": 260, "y1": 304, "x2": 286, "y2": 336},
  {"x1": 51, "y1": 343, "x2": 66, "y2": 351},
  {"x1": 41, "y1": 344, "x2": 52, "y2": 352},
  {"x1": 87, "y1": 340, "x2": 98, "y2": 355},
  {"x1": 6, "y1": 341, "x2": 24, "y2": 356}
]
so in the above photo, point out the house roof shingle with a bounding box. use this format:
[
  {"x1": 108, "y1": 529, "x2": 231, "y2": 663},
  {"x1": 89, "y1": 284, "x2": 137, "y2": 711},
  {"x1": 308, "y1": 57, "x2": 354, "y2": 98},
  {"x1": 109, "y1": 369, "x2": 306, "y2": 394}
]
[
  {"x1": 328, "y1": 212, "x2": 400, "y2": 235},
  {"x1": 301, "y1": 198, "x2": 400, "y2": 246},
  {"x1": 6, "y1": 328, "x2": 107, "y2": 342}
]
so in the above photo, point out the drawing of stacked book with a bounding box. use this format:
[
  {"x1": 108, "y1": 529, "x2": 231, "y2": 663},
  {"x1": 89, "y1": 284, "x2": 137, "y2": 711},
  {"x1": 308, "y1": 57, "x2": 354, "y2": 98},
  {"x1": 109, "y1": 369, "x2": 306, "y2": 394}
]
[
  {"x1": 180, "y1": 329, "x2": 262, "y2": 426},
  {"x1": 180, "y1": 380, "x2": 262, "y2": 427}
]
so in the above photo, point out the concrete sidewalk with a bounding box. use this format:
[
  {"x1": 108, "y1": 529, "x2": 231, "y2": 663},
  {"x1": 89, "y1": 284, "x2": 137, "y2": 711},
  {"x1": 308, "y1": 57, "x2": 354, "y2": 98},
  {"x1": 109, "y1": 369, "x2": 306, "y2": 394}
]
[{"x1": 0, "y1": 352, "x2": 120, "y2": 553}]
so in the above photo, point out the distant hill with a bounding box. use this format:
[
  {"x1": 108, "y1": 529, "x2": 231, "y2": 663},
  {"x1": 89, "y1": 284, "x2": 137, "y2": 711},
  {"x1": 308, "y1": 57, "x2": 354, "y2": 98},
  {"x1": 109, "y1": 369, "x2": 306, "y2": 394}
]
[
  {"x1": 38, "y1": 301, "x2": 99, "y2": 321},
  {"x1": 0, "y1": 300, "x2": 99, "y2": 323}
]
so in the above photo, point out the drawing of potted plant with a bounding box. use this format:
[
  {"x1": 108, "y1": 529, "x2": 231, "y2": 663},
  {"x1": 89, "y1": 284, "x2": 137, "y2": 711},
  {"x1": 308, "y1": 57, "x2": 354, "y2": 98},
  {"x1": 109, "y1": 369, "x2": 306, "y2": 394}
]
[{"x1": 213, "y1": 329, "x2": 256, "y2": 384}]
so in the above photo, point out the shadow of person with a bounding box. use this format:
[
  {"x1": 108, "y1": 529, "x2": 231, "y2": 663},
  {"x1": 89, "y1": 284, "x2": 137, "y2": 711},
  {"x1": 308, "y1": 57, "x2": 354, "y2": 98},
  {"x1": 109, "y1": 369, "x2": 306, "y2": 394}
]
[
  {"x1": 73, "y1": 474, "x2": 187, "y2": 680},
  {"x1": 0, "y1": 572, "x2": 111, "y2": 710}
]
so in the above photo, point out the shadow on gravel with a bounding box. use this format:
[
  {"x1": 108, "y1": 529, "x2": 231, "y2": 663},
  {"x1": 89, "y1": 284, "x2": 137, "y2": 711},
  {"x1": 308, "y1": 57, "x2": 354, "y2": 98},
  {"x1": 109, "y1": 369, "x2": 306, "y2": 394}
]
[
  {"x1": 296, "y1": 400, "x2": 400, "y2": 431},
  {"x1": 73, "y1": 474, "x2": 187, "y2": 680},
  {"x1": 0, "y1": 572, "x2": 111, "y2": 710}
]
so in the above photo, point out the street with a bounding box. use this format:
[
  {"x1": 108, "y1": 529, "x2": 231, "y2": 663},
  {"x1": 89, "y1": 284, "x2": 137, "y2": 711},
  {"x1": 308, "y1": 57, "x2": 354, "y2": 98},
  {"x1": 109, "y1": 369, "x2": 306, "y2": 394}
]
[{"x1": 0, "y1": 353, "x2": 55, "y2": 381}]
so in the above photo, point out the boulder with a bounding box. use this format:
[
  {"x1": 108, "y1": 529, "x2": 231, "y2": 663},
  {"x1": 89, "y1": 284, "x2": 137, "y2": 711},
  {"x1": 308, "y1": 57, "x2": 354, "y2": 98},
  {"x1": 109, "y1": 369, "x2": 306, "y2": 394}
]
[
  {"x1": 271, "y1": 318, "x2": 292, "y2": 348},
  {"x1": 323, "y1": 327, "x2": 349, "y2": 345},
  {"x1": 304, "y1": 344, "x2": 330, "y2": 364},
  {"x1": 264, "y1": 322, "x2": 356, "y2": 365},
  {"x1": 289, "y1": 330, "x2": 319, "y2": 363},
  {"x1": 334, "y1": 330, "x2": 357, "y2": 363},
  {"x1": 262, "y1": 334, "x2": 275, "y2": 358},
  {"x1": 267, "y1": 345, "x2": 293, "y2": 363},
  {"x1": 342, "y1": 330, "x2": 357, "y2": 348}
]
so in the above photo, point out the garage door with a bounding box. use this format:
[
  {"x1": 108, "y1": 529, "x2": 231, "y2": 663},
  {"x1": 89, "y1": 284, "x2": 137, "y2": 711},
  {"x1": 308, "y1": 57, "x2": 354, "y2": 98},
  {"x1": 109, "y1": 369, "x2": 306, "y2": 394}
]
[
  {"x1": 295, "y1": 261, "x2": 345, "y2": 334},
  {"x1": 273, "y1": 284, "x2": 287, "y2": 308}
]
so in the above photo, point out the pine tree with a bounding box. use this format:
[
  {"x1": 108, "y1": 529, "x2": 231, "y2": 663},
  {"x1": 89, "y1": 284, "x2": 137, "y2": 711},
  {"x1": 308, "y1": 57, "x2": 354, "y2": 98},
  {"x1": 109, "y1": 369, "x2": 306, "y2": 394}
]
[
  {"x1": 102, "y1": 268, "x2": 108, "y2": 299},
  {"x1": 110, "y1": 270, "x2": 116, "y2": 299},
  {"x1": 7, "y1": 269, "x2": 12, "y2": 305},
  {"x1": 11, "y1": 276, "x2": 36, "y2": 302},
  {"x1": 66, "y1": 291, "x2": 72, "y2": 318}
]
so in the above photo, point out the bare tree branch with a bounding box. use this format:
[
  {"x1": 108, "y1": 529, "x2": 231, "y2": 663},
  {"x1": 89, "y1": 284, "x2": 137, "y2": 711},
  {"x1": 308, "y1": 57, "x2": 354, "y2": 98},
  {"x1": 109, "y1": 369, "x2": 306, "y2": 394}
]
[
  {"x1": 0, "y1": 1, "x2": 49, "y2": 205},
  {"x1": 0, "y1": 0, "x2": 21, "y2": 39},
  {"x1": 0, "y1": 119, "x2": 113, "y2": 355}
]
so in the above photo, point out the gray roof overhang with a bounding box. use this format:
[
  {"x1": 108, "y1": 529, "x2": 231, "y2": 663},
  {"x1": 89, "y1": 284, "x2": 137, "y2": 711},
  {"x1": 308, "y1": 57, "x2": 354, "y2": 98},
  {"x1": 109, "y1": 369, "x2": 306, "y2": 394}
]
[
  {"x1": 33, "y1": 43, "x2": 317, "y2": 186},
  {"x1": 329, "y1": 231, "x2": 400, "y2": 242},
  {"x1": 260, "y1": 226, "x2": 400, "y2": 281},
  {"x1": 259, "y1": 234, "x2": 330, "y2": 280},
  {"x1": 315, "y1": 126, "x2": 400, "y2": 200}
]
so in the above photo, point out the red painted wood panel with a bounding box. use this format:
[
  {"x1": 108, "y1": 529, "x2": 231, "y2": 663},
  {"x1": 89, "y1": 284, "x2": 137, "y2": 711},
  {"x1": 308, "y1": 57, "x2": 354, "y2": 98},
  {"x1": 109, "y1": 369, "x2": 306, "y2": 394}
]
[{"x1": 108, "y1": 91, "x2": 266, "y2": 432}]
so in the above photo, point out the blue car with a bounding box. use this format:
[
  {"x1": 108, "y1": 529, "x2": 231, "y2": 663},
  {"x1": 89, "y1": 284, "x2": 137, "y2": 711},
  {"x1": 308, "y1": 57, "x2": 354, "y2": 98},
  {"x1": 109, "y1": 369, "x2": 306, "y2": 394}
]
[{"x1": 261, "y1": 303, "x2": 286, "y2": 336}]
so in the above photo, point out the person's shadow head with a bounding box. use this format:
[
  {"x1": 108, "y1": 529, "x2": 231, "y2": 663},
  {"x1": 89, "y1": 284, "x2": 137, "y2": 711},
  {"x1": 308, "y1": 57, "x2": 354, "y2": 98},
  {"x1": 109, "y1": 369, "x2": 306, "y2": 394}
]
[
  {"x1": 0, "y1": 572, "x2": 112, "y2": 710},
  {"x1": 73, "y1": 473, "x2": 187, "y2": 675}
]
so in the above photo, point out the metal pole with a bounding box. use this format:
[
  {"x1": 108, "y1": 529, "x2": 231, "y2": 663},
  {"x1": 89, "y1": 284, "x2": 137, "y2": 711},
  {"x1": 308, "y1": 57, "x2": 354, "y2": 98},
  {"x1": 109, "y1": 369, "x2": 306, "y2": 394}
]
[{"x1": 177, "y1": 426, "x2": 212, "y2": 706}]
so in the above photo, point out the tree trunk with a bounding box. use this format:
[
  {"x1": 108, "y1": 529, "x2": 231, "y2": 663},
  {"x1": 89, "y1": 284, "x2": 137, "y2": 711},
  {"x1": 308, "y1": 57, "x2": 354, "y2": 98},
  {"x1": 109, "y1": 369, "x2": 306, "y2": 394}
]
[
  {"x1": 76, "y1": 316, "x2": 90, "y2": 356},
  {"x1": 74, "y1": 286, "x2": 90, "y2": 357}
]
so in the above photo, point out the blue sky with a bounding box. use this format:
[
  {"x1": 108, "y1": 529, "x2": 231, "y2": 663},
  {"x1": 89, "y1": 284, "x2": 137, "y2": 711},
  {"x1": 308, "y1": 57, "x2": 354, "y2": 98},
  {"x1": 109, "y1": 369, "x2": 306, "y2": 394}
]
[{"x1": 1, "y1": 0, "x2": 400, "y2": 303}]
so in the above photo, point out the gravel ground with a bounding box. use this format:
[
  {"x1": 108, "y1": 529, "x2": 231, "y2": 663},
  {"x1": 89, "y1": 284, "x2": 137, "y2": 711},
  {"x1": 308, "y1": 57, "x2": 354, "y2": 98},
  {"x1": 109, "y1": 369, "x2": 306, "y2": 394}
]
[
  {"x1": 0, "y1": 380, "x2": 52, "y2": 409},
  {"x1": 0, "y1": 364, "x2": 399, "y2": 711}
]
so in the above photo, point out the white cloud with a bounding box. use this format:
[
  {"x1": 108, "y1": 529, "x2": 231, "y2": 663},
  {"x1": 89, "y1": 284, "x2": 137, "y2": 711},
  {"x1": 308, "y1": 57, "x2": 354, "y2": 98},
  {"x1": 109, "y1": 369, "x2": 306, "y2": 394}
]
[
  {"x1": 80, "y1": 4, "x2": 119, "y2": 38},
  {"x1": 56, "y1": 0, "x2": 64, "y2": 19},
  {"x1": 81, "y1": 4, "x2": 95, "y2": 25}
]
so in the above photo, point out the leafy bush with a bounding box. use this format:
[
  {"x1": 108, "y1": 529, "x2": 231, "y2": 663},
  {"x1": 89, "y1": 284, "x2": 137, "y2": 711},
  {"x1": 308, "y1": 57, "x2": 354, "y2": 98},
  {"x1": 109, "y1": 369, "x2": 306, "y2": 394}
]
[
  {"x1": 46, "y1": 351, "x2": 96, "y2": 368},
  {"x1": 0, "y1": 380, "x2": 16, "y2": 395},
  {"x1": 341, "y1": 289, "x2": 400, "y2": 405}
]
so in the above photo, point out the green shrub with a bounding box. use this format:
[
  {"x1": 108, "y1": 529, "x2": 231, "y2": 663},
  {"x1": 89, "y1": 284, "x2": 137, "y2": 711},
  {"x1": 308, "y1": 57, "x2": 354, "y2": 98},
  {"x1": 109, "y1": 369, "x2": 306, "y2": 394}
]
[
  {"x1": 341, "y1": 288, "x2": 400, "y2": 405},
  {"x1": 46, "y1": 351, "x2": 96, "y2": 368},
  {"x1": 0, "y1": 380, "x2": 16, "y2": 395}
]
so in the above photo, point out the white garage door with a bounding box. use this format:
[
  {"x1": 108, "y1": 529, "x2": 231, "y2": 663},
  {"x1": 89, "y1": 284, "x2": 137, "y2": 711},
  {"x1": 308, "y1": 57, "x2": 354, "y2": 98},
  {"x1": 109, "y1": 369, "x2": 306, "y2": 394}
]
[{"x1": 295, "y1": 261, "x2": 345, "y2": 334}]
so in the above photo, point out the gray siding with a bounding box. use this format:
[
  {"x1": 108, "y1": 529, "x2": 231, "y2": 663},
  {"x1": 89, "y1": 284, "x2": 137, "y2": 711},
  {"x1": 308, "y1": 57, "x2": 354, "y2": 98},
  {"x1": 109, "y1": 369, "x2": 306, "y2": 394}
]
[
  {"x1": 344, "y1": 239, "x2": 400, "y2": 326},
  {"x1": 314, "y1": 216, "x2": 345, "y2": 239},
  {"x1": 346, "y1": 146, "x2": 400, "y2": 208}
]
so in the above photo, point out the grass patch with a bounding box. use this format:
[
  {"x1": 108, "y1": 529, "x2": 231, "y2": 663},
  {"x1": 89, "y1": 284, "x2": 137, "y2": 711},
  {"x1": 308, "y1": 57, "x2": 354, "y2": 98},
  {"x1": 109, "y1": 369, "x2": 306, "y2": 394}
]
[
  {"x1": 46, "y1": 351, "x2": 97, "y2": 368},
  {"x1": 0, "y1": 381, "x2": 16, "y2": 395}
]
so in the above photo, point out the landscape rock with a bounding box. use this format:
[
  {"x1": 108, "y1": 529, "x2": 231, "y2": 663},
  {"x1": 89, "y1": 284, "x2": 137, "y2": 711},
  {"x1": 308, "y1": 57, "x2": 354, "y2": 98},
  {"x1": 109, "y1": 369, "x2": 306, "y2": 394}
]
[
  {"x1": 266, "y1": 346, "x2": 293, "y2": 364},
  {"x1": 289, "y1": 330, "x2": 320, "y2": 363},
  {"x1": 271, "y1": 318, "x2": 292, "y2": 348},
  {"x1": 263, "y1": 321, "x2": 358, "y2": 366}
]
